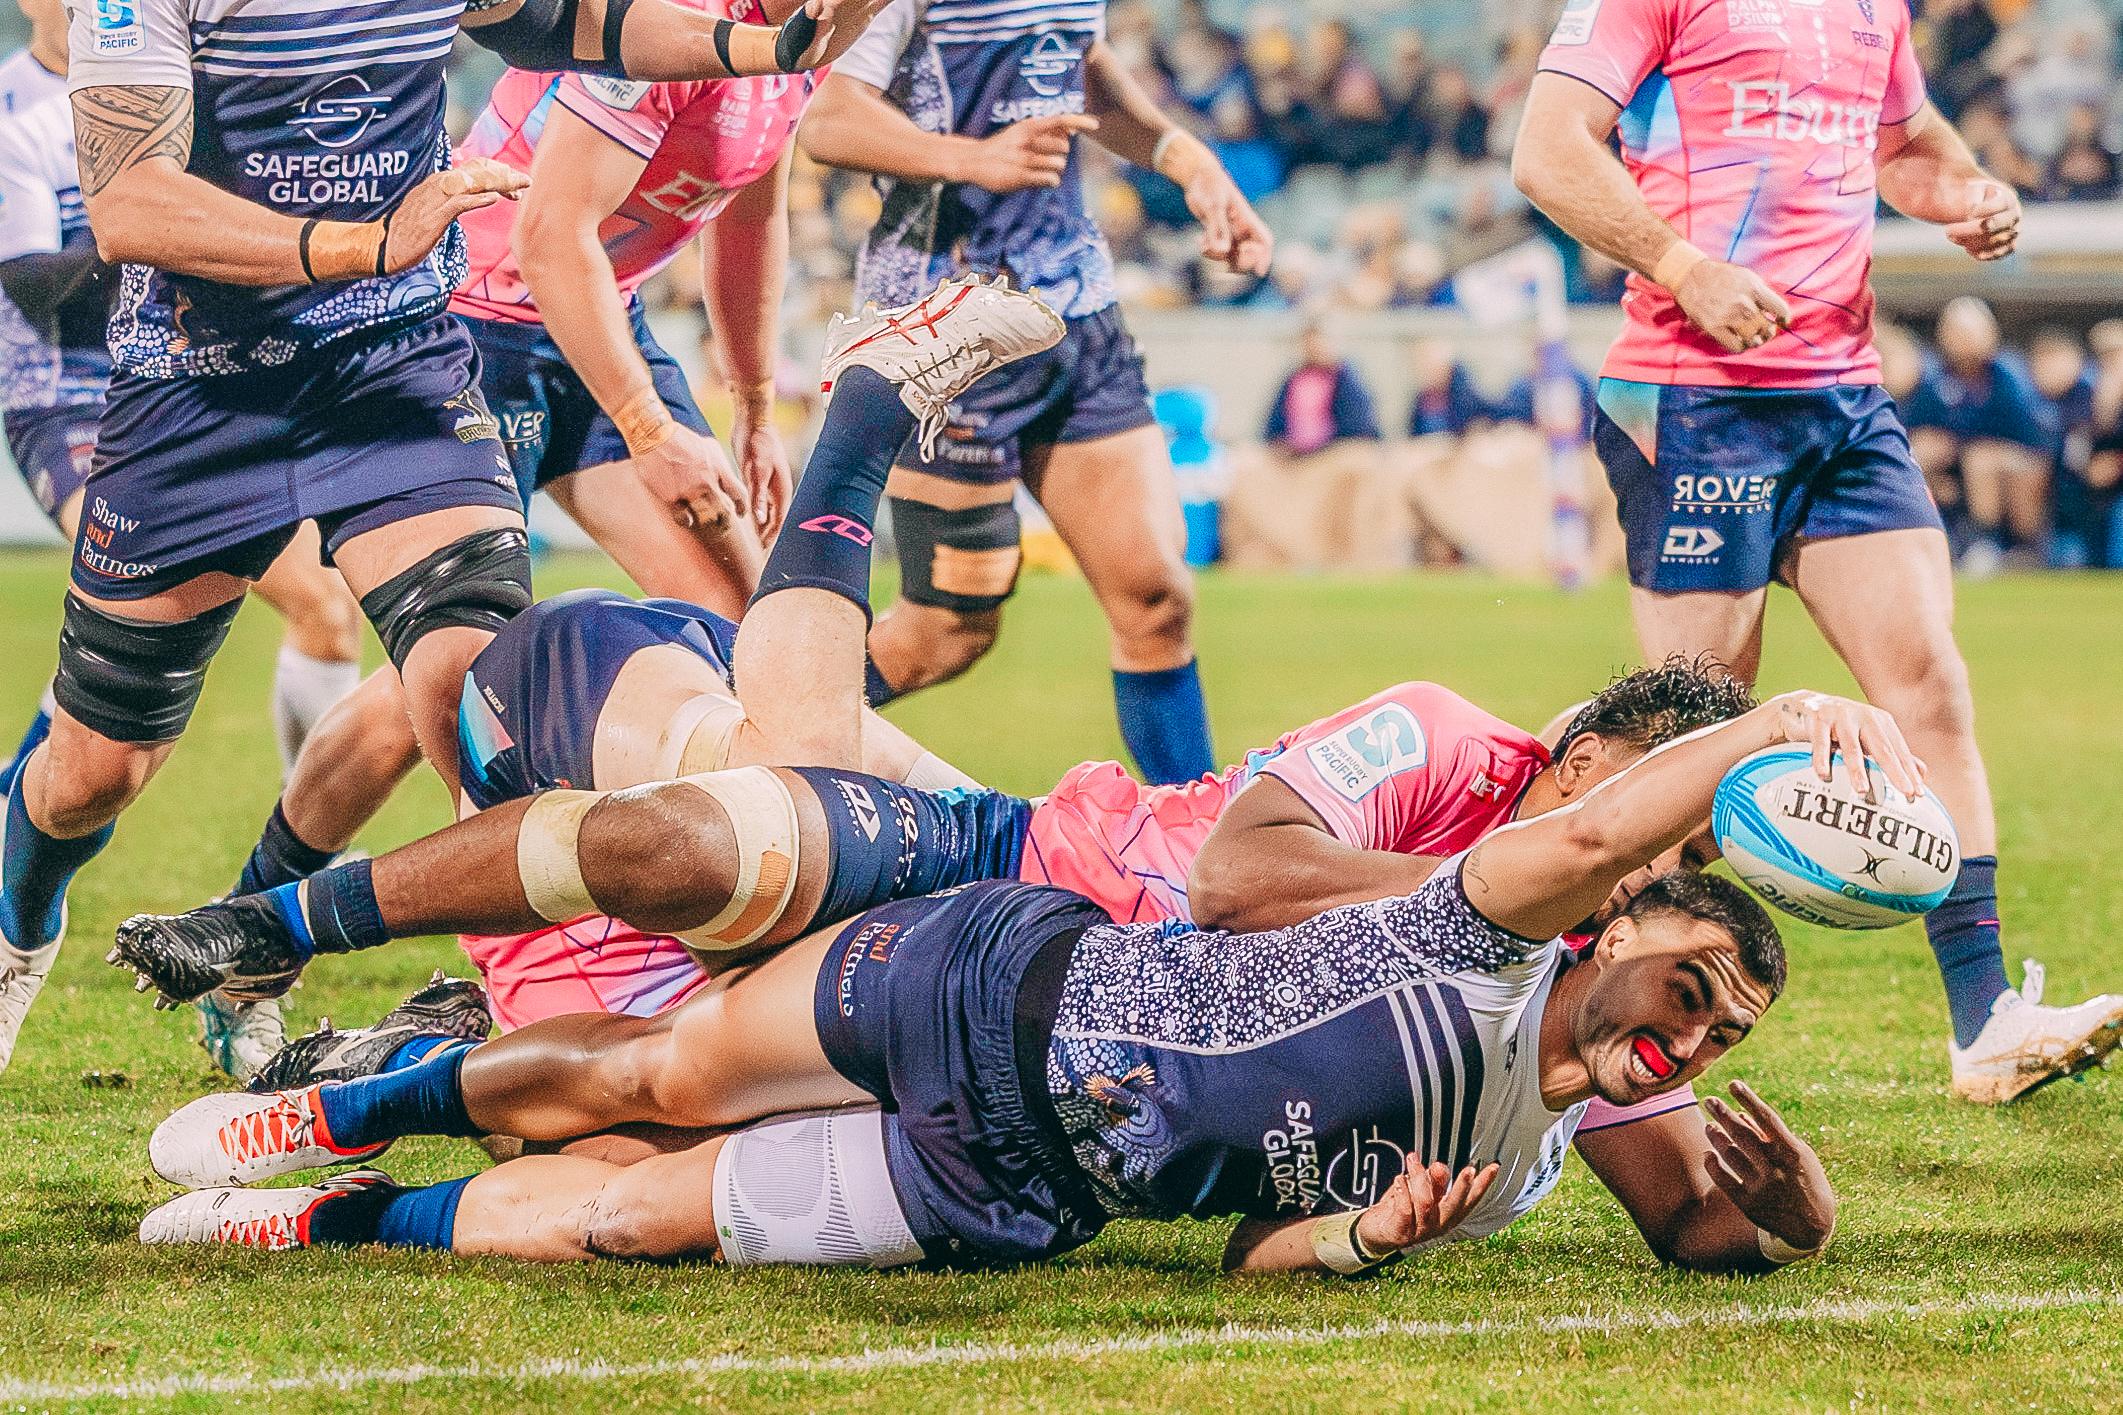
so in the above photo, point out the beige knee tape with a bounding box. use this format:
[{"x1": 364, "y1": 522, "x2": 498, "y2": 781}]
[
  {"x1": 672, "y1": 766, "x2": 800, "y2": 953},
  {"x1": 665, "y1": 693, "x2": 747, "y2": 780},
  {"x1": 517, "y1": 790, "x2": 602, "y2": 923}
]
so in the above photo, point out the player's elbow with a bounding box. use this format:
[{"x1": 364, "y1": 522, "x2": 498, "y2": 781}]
[
  {"x1": 1510, "y1": 133, "x2": 1563, "y2": 207},
  {"x1": 1187, "y1": 849, "x2": 1248, "y2": 931},
  {"x1": 84, "y1": 195, "x2": 155, "y2": 266}
]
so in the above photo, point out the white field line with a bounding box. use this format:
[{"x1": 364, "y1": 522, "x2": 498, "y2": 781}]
[{"x1": 4, "y1": 1287, "x2": 2113, "y2": 1404}]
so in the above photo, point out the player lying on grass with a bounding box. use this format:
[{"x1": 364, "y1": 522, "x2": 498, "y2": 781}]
[
  {"x1": 109, "y1": 613, "x2": 1746, "y2": 1046},
  {"x1": 139, "y1": 690, "x2": 1900, "y2": 1274}
]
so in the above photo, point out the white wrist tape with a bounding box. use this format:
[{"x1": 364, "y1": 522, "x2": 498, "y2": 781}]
[
  {"x1": 1151, "y1": 127, "x2": 1181, "y2": 176},
  {"x1": 671, "y1": 767, "x2": 801, "y2": 956},
  {"x1": 517, "y1": 789, "x2": 603, "y2": 923},
  {"x1": 1310, "y1": 1210, "x2": 1385, "y2": 1275},
  {"x1": 1756, "y1": 1225, "x2": 1826, "y2": 1266}
]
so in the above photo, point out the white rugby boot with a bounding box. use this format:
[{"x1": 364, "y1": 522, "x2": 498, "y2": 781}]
[
  {"x1": 140, "y1": 1169, "x2": 394, "y2": 1251},
  {"x1": 1949, "y1": 960, "x2": 2123, "y2": 1104},
  {"x1": 0, "y1": 800, "x2": 65, "y2": 1074},
  {"x1": 196, "y1": 991, "x2": 287, "y2": 1083},
  {"x1": 149, "y1": 1085, "x2": 387, "y2": 1190},
  {"x1": 0, "y1": 937, "x2": 58, "y2": 1075},
  {"x1": 820, "y1": 274, "x2": 1065, "y2": 459}
]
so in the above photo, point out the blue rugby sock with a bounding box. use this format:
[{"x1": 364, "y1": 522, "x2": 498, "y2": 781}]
[
  {"x1": 0, "y1": 694, "x2": 52, "y2": 798},
  {"x1": 314, "y1": 1041, "x2": 479, "y2": 1148},
  {"x1": 1925, "y1": 855, "x2": 2012, "y2": 1048},
  {"x1": 307, "y1": 1176, "x2": 470, "y2": 1251},
  {"x1": 1, "y1": 769, "x2": 114, "y2": 954},
  {"x1": 385, "y1": 1034, "x2": 463, "y2": 1072},
  {"x1": 1113, "y1": 661, "x2": 1215, "y2": 785},
  {"x1": 753, "y1": 367, "x2": 913, "y2": 615},
  {"x1": 263, "y1": 858, "x2": 387, "y2": 960},
  {"x1": 235, "y1": 799, "x2": 334, "y2": 896}
]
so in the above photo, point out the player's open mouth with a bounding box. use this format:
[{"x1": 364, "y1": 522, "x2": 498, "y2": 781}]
[{"x1": 1631, "y1": 1035, "x2": 1677, "y2": 1082}]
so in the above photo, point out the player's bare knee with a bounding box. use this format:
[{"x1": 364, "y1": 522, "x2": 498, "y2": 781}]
[
  {"x1": 1880, "y1": 647, "x2": 1977, "y2": 745},
  {"x1": 1110, "y1": 570, "x2": 1195, "y2": 657},
  {"x1": 577, "y1": 784, "x2": 736, "y2": 928}
]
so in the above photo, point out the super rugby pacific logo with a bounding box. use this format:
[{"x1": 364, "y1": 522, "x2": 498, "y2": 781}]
[{"x1": 289, "y1": 75, "x2": 393, "y2": 151}]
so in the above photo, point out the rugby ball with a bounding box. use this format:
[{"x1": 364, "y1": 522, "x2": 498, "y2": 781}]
[{"x1": 1712, "y1": 746, "x2": 1959, "y2": 930}]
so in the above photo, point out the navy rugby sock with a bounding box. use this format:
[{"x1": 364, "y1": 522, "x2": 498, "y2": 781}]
[
  {"x1": 235, "y1": 799, "x2": 334, "y2": 896},
  {"x1": 1925, "y1": 855, "x2": 2012, "y2": 1048},
  {"x1": 752, "y1": 367, "x2": 914, "y2": 614},
  {"x1": 0, "y1": 694, "x2": 52, "y2": 798},
  {"x1": 314, "y1": 1040, "x2": 479, "y2": 1148},
  {"x1": 1, "y1": 770, "x2": 113, "y2": 954},
  {"x1": 262, "y1": 859, "x2": 388, "y2": 960},
  {"x1": 306, "y1": 1176, "x2": 470, "y2": 1251},
  {"x1": 1112, "y1": 661, "x2": 1215, "y2": 785}
]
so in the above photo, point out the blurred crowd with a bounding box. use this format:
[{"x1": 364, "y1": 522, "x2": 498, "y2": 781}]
[{"x1": 1241, "y1": 301, "x2": 2123, "y2": 574}]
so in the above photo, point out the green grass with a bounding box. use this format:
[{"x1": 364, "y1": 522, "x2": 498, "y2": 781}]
[{"x1": 1, "y1": 552, "x2": 2120, "y2": 1413}]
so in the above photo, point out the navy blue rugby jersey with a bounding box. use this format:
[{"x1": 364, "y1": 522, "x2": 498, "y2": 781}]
[
  {"x1": 1043, "y1": 858, "x2": 1592, "y2": 1252},
  {"x1": 63, "y1": 0, "x2": 468, "y2": 377},
  {"x1": 837, "y1": 0, "x2": 1116, "y2": 318}
]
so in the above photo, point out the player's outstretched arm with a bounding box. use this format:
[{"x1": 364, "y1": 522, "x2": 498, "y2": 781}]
[
  {"x1": 1875, "y1": 103, "x2": 2022, "y2": 262},
  {"x1": 1576, "y1": 1081, "x2": 1835, "y2": 1274},
  {"x1": 1461, "y1": 692, "x2": 1924, "y2": 943},
  {"x1": 463, "y1": 0, "x2": 891, "y2": 82},
  {"x1": 800, "y1": 73, "x2": 1100, "y2": 191},
  {"x1": 1189, "y1": 777, "x2": 1444, "y2": 934},
  {"x1": 1081, "y1": 41, "x2": 1270, "y2": 277},
  {"x1": 1223, "y1": 1160, "x2": 1500, "y2": 1276},
  {"x1": 1511, "y1": 74, "x2": 1788, "y2": 354},
  {"x1": 73, "y1": 86, "x2": 525, "y2": 286}
]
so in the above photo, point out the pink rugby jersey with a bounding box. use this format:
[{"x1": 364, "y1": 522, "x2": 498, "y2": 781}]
[
  {"x1": 1537, "y1": 0, "x2": 1928, "y2": 387},
  {"x1": 449, "y1": 0, "x2": 817, "y2": 324},
  {"x1": 1022, "y1": 682, "x2": 1550, "y2": 925}
]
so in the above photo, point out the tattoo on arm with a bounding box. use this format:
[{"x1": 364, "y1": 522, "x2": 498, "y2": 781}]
[{"x1": 73, "y1": 86, "x2": 194, "y2": 198}]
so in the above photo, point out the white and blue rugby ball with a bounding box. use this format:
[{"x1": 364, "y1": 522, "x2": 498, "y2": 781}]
[{"x1": 1712, "y1": 746, "x2": 1959, "y2": 930}]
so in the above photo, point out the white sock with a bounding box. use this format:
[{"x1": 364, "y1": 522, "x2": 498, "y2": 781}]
[
  {"x1": 271, "y1": 645, "x2": 361, "y2": 776},
  {"x1": 903, "y1": 750, "x2": 981, "y2": 791}
]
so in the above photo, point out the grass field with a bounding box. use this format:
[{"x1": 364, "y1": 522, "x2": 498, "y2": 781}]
[{"x1": 1, "y1": 551, "x2": 2120, "y2": 1413}]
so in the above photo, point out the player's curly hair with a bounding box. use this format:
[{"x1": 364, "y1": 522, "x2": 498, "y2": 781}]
[
  {"x1": 1623, "y1": 870, "x2": 1787, "y2": 998},
  {"x1": 1553, "y1": 655, "x2": 1757, "y2": 760}
]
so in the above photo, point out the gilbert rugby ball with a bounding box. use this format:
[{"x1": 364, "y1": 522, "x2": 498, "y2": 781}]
[{"x1": 1712, "y1": 746, "x2": 1959, "y2": 930}]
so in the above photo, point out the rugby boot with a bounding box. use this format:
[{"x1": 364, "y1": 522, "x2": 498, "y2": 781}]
[
  {"x1": 0, "y1": 799, "x2": 65, "y2": 1074},
  {"x1": 197, "y1": 992, "x2": 287, "y2": 1083},
  {"x1": 109, "y1": 894, "x2": 306, "y2": 1008},
  {"x1": 140, "y1": 1169, "x2": 395, "y2": 1251},
  {"x1": 1949, "y1": 959, "x2": 2123, "y2": 1104},
  {"x1": 821, "y1": 273, "x2": 1065, "y2": 459},
  {"x1": 150, "y1": 1085, "x2": 387, "y2": 1189},
  {"x1": 249, "y1": 971, "x2": 490, "y2": 1093}
]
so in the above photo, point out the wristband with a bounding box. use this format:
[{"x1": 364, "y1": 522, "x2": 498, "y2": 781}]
[
  {"x1": 1652, "y1": 239, "x2": 1708, "y2": 293},
  {"x1": 711, "y1": 17, "x2": 737, "y2": 75},
  {"x1": 1756, "y1": 1224, "x2": 1827, "y2": 1266},
  {"x1": 1310, "y1": 1210, "x2": 1390, "y2": 1275},
  {"x1": 302, "y1": 218, "x2": 389, "y2": 284},
  {"x1": 612, "y1": 385, "x2": 676, "y2": 456},
  {"x1": 1150, "y1": 128, "x2": 1182, "y2": 177},
  {"x1": 774, "y1": 6, "x2": 817, "y2": 71}
]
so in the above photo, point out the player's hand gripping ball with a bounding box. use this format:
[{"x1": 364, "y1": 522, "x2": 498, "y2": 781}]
[{"x1": 1713, "y1": 744, "x2": 1959, "y2": 929}]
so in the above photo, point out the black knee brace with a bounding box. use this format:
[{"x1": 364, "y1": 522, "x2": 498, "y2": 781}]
[
  {"x1": 890, "y1": 497, "x2": 1023, "y2": 614},
  {"x1": 465, "y1": 0, "x2": 635, "y2": 76},
  {"x1": 359, "y1": 527, "x2": 532, "y2": 671},
  {"x1": 53, "y1": 594, "x2": 242, "y2": 744}
]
